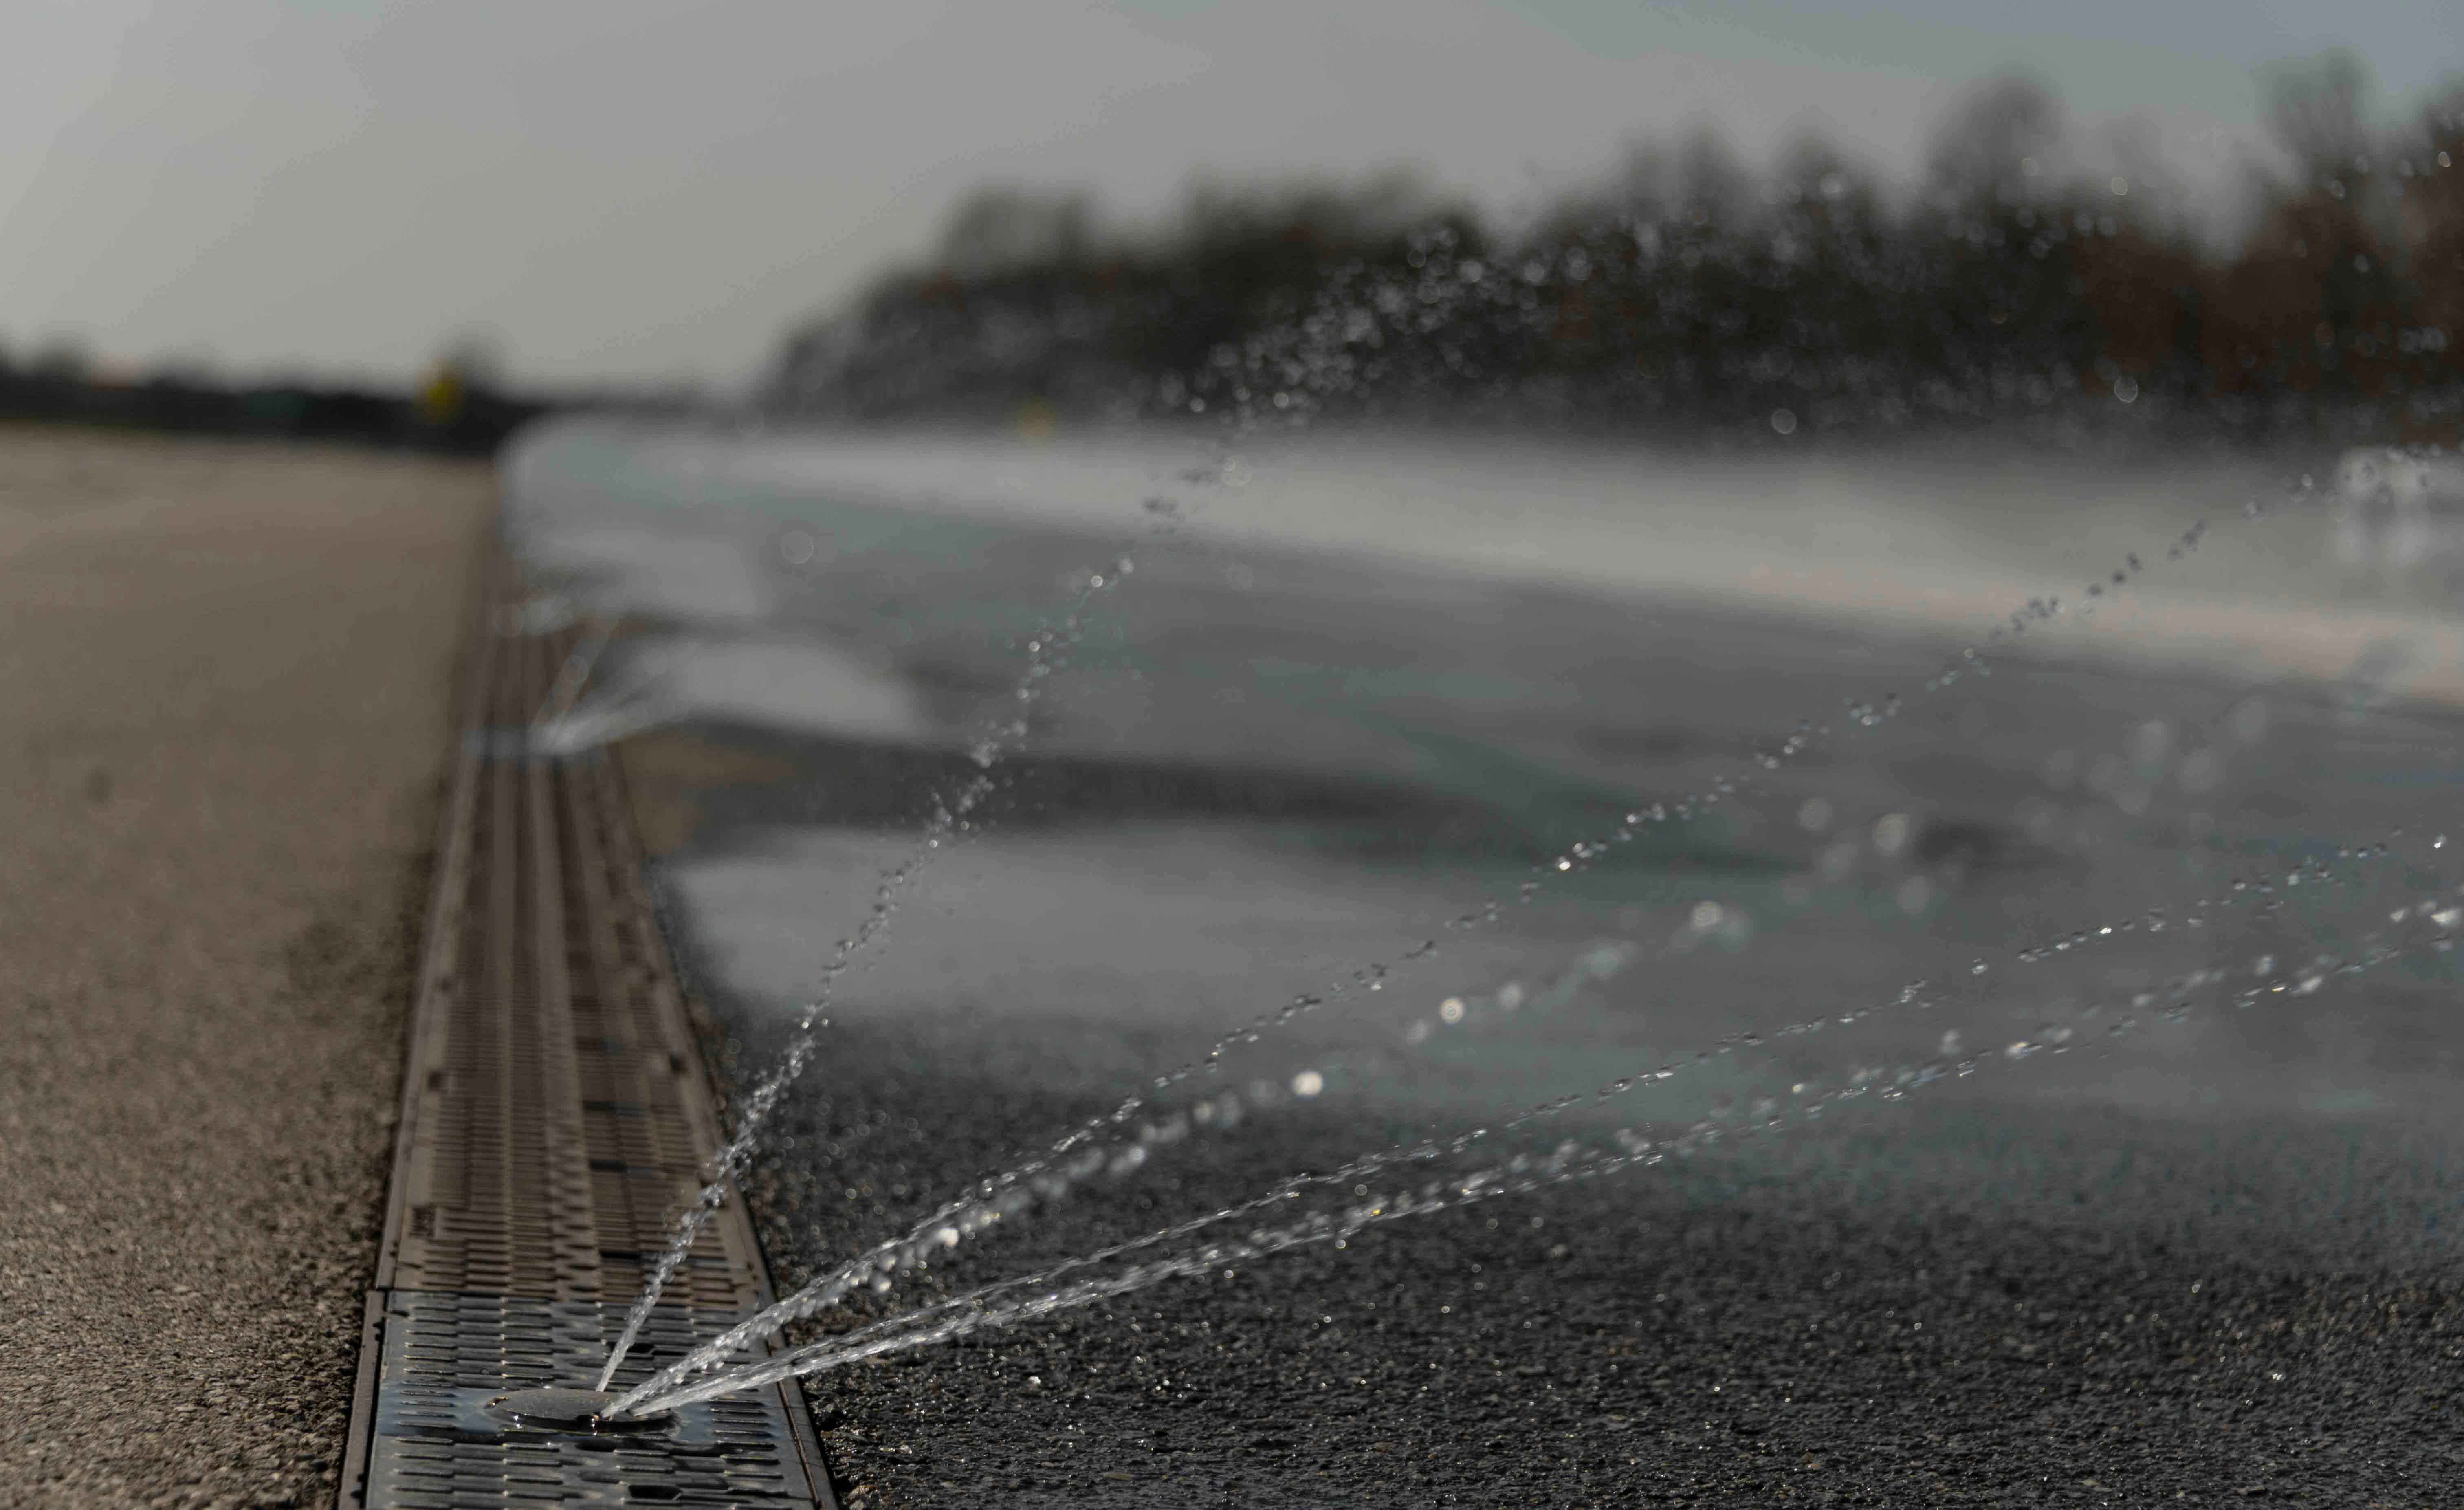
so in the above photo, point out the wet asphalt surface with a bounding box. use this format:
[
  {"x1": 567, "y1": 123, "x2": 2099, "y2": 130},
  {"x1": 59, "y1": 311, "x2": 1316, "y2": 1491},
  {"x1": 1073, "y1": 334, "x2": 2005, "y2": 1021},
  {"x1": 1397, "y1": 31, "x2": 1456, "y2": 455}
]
[
  {"x1": 521, "y1": 430, "x2": 2464, "y2": 1506},
  {"x1": 719, "y1": 1058, "x2": 2464, "y2": 1508},
  {"x1": 654, "y1": 670, "x2": 2464, "y2": 1506},
  {"x1": 667, "y1": 729, "x2": 2464, "y2": 1508}
]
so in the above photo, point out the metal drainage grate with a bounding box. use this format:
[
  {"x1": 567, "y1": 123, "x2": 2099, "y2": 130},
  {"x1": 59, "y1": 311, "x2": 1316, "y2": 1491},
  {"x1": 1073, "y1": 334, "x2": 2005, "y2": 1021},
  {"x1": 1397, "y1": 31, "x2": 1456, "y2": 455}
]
[
  {"x1": 365, "y1": 1293, "x2": 821, "y2": 1508},
  {"x1": 342, "y1": 569, "x2": 834, "y2": 1508}
]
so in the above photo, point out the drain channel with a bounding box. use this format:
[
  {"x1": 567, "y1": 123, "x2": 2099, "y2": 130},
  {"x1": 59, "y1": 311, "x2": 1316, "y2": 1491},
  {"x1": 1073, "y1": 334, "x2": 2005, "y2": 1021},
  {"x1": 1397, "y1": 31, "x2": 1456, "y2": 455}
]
[{"x1": 341, "y1": 572, "x2": 834, "y2": 1507}]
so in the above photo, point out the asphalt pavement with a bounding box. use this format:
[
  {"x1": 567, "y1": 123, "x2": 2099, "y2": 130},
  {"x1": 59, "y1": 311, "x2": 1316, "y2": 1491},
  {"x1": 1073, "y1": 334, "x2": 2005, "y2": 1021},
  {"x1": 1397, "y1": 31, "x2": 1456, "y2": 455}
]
[
  {"x1": 513, "y1": 420, "x2": 2464, "y2": 1506},
  {"x1": 0, "y1": 431, "x2": 489, "y2": 1508},
  {"x1": 735, "y1": 1062, "x2": 2464, "y2": 1508},
  {"x1": 655, "y1": 688, "x2": 2464, "y2": 1506}
]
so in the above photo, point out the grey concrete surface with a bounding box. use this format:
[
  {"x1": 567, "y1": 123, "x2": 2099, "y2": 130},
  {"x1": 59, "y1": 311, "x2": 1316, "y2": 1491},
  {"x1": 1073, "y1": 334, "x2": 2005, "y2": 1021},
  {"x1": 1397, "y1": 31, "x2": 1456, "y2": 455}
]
[{"x1": 0, "y1": 431, "x2": 490, "y2": 1508}]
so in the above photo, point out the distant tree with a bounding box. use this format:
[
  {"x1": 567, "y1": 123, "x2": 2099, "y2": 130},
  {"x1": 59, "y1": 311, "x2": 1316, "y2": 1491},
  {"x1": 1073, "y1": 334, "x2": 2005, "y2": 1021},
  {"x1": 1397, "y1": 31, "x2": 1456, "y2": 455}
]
[
  {"x1": 763, "y1": 57, "x2": 2461, "y2": 440},
  {"x1": 2395, "y1": 85, "x2": 2464, "y2": 359},
  {"x1": 2211, "y1": 54, "x2": 2409, "y2": 397},
  {"x1": 28, "y1": 337, "x2": 92, "y2": 382},
  {"x1": 935, "y1": 187, "x2": 1097, "y2": 277},
  {"x1": 1914, "y1": 75, "x2": 2101, "y2": 407},
  {"x1": 1761, "y1": 136, "x2": 1903, "y2": 413},
  {"x1": 1672, "y1": 127, "x2": 1753, "y2": 228},
  {"x1": 1926, "y1": 74, "x2": 2064, "y2": 204},
  {"x1": 2262, "y1": 52, "x2": 2373, "y2": 178}
]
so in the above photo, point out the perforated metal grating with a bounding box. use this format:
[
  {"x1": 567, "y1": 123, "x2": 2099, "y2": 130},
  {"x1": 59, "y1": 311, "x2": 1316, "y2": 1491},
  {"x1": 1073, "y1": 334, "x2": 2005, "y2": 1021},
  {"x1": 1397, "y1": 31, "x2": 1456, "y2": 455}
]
[
  {"x1": 342, "y1": 570, "x2": 833, "y2": 1508},
  {"x1": 364, "y1": 1293, "x2": 821, "y2": 1509}
]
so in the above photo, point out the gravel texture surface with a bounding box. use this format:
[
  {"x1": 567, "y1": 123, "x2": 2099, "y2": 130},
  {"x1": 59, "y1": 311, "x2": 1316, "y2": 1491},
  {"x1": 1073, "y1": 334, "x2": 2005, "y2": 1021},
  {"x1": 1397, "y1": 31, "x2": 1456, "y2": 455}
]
[
  {"x1": 0, "y1": 430, "x2": 489, "y2": 1508},
  {"x1": 706, "y1": 1011, "x2": 2464, "y2": 1510}
]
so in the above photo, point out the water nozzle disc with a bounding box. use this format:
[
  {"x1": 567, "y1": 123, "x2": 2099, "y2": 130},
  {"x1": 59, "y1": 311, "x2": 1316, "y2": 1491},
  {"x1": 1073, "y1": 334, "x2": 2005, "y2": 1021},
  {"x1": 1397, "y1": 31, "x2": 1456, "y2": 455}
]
[{"x1": 483, "y1": 1387, "x2": 673, "y2": 1434}]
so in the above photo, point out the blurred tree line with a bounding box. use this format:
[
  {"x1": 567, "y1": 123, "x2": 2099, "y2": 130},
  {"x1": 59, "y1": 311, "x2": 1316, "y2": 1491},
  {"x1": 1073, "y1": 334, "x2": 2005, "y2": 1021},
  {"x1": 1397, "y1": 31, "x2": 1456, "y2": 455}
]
[
  {"x1": 0, "y1": 338, "x2": 555, "y2": 455},
  {"x1": 0, "y1": 333, "x2": 712, "y2": 457},
  {"x1": 774, "y1": 58, "x2": 2463, "y2": 445}
]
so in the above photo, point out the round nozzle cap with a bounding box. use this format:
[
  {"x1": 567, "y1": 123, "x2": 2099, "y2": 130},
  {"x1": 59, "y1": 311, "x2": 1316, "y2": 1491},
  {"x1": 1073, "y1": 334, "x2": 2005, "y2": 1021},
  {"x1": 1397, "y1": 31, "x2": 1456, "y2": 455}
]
[{"x1": 483, "y1": 1387, "x2": 673, "y2": 1434}]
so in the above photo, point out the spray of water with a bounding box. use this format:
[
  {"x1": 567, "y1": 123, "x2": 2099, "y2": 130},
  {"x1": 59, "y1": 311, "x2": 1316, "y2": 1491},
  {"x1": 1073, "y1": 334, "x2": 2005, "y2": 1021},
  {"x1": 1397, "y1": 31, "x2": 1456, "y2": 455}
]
[
  {"x1": 584, "y1": 429, "x2": 1284, "y2": 1382},
  {"x1": 620, "y1": 863, "x2": 2464, "y2": 1416},
  {"x1": 580, "y1": 221, "x2": 2387, "y2": 1411},
  {"x1": 595, "y1": 463, "x2": 2327, "y2": 1409},
  {"x1": 607, "y1": 767, "x2": 2440, "y2": 1421},
  {"x1": 591, "y1": 557, "x2": 1133, "y2": 1388},
  {"x1": 533, "y1": 612, "x2": 620, "y2": 732}
]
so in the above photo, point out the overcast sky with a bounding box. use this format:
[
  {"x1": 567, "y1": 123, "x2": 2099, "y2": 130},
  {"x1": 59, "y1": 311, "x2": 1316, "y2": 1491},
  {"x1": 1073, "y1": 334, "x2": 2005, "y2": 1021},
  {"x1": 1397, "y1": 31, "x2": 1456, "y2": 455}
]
[{"x1": 3, "y1": 0, "x2": 2453, "y2": 389}]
